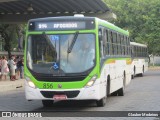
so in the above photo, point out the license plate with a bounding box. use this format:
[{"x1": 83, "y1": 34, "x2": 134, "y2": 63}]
[{"x1": 53, "y1": 95, "x2": 67, "y2": 100}]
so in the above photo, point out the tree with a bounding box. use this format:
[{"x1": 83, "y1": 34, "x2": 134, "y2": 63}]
[
  {"x1": 103, "y1": 0, "x2": 160, "y2": 55},
  {"x1": 16, "y1": 24, "x2": 25, "y2": 51},
  {"x1": 0, "y1": 24, "x2": 20, "y2": 57}
]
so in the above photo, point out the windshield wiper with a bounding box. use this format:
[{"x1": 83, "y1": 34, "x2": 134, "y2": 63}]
[
  {"x1": 42, "y1": 32, "x2": 57, "y2": 59},
  {"x1": 67, "y1": 31, "x2": 79, "y2": 53}
]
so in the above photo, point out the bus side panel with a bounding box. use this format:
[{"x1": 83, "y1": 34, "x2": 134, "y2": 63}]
[
  {"x1": 132, "y1": 58, "x2": 148, "y2": 75},
  {"x1": 110, "y1": 60, "x2": 123, "y2": 93},
  {"x1": 100, "y1": 58, "x2": 131, "y2": 94}
]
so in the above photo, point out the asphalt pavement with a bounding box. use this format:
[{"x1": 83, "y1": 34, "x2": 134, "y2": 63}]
[{"x1": 0, "y1": 69, "x2": 160, "y2": 120}]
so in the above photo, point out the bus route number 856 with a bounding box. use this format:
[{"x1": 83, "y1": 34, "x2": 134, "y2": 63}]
[{"x1": 43, "y1": 83, "x2": 53, "y2": 89}]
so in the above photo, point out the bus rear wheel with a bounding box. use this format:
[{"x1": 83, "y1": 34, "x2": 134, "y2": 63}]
[
  {"x1": 42, "y1": 100, "x2": 54, "y2": 107},
  {"x1": 139, "y1": 66, "x2": 144, "y2": 77},
  {"x1": 117, "y1": 87, "x2": 124, "y2": 96},
  {"x1": 117, "y1": 73, "x2": 126, "y2": 96},
  {"x1": 96, "y1": 97, "x2": 106, "y2": 107},
  {"x1": 131, "y1": 74, "x2": 134, "y2": 79}
]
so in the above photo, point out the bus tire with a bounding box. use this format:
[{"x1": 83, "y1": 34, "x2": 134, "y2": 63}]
[
  {"x1": 111, "y1": 91, "x2": 118, "y2": 96},
  {"x1": 96, "y1": 97, "x2": 106, "y2": 107},
  {"x1": 133, "y1": 66, "x2": 136, "y2": 78},
  {"x1": 107, "y1": 76, "x2": 110, "y2": 96},
  {"x1": 139, "y1": 66, "x2": 144, "y2": 77},
  {"x1": 118, "y1": 73, "x2": 126, "y2": 96},
  {"x1": 42, "y1": 100, "x2": 53, "y2": 107},
  {"x1": 139, "y1": 73, "x2": 143, "y2": 77},
  {"x1": 117, "y1": 87, "x2": 124, "y2": 96},
  {"x1": 131, "y1": 75, "x2": 134, "y2": 79}
]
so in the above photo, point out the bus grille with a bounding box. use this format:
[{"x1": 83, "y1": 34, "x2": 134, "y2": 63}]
[
  {"x1": 31, "y1": 72, "x2": 87, "y2": 82},
  {"x1": 40, "y1": 91, "x2": 80, "y2": 98}
]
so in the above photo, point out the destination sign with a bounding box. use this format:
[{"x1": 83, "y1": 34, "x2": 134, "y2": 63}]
[
  {"x1": 36, "y1": 22, "x2": 85, "y2": 30},
  {"x1": 28, "y1": 20, "x2": 95, "y2": 31}
]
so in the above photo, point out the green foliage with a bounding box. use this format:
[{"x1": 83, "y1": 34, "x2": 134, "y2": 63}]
[
  {"x1": 103, "y1": 0, "x2": 160, "y2": 55},
  {"x1": 0, "y1": 24, "x2": 25, "y2": 57},
  {"x1": 0, "y1": 24, "x2": 17, "y2": 57}
]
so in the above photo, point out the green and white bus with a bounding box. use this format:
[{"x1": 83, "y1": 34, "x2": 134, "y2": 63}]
[
  {"x1": 130, "y1": 42, "x2": 148, "y2": 78},
  {"x1": 24, "y1": 15, "x2": 132, "y2": 107}
]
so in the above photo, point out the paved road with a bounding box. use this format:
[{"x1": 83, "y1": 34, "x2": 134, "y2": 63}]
[{"x1": 0, "y1": 70, "x2": 160, "y2": 119}]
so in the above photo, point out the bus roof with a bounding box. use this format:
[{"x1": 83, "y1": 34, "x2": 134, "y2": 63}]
[
  {"x1": 28, "y1": 16, "x2": 129, "y2": 35},
  {"x1": 96, "y1": 18, "x2": 129, "y2": 36},
  {"x1": 28, "y1": 16, "x2": 95, "y2": 22},
  {"x1": 130, "y1": 42, "x2": 147, "y2": 47},
  {"x1": 28, "y1": 16, "x2": 96, "y2": 31}
]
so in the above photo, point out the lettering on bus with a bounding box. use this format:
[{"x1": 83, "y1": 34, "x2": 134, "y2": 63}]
[
  {"x1": 38, "y1": 23, "x2": 47, "y2": 29},
  {"x1": 34, "y1": 22, "x2": 86, "y2": 31},
  {"x1": 53, "y1": 23, "x2": 78, "y2": 29}
]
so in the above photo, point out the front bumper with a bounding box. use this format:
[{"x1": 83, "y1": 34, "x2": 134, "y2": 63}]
[{"x1": 25, "y1": 80, "x2": 105, "y2": 101}]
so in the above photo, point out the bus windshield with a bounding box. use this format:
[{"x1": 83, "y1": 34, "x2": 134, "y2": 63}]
[{"x1": 27, "y1": 33, "x2": 95, "y2": 74}]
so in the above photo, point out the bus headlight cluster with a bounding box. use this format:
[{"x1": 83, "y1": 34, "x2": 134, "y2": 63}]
[
  {"x1": 25, "y1": 76, "x2": 36, "y2": 89},
  {"x1": 85, "y1": 75, "x2": 97, "y2": 87}
]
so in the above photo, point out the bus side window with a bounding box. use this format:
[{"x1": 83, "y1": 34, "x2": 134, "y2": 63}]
[
  {"x1": 105, "y1": 29, "x2": 110, "y2": 55},
  {"x1": 116, "y1": 33, "x2": 118, "y2": 55},
  {"x1": 108, "y1": 31, "x2": 112, "y2": 55},
  {"x1": 113, "y1": 32, "x2": 117, "y2": 55},
  {"x1": 128, "y1": 38, "x2": 131, "y2": 55},
  {"x1": 126, "y1": 37, "x2": 129, "y2": 55},
  {"x1": 138, "y1": 47, "x2": 140, "y2": 57},
  {"x1": 121, "y1": 35, "x2": 124, "y2": 55},
  {"x1": 146, "y1": 48, "x2": 148, "y2": 57},
  {"x1": 142, "y1": 47, "x2": 144, "y2": 57},
  {"x1": 119, "y1": 34, "x2": 122, "y2": 55},
  {"x1": 143, "y1": 47, "x2": 145, "y2": 57},
  {"x1": 117, "y1": 34, "x2": 121, "y2": 55},
  {"x1": 98, "y1": 28, "x2": 104, "y2": 58},
  {"x1": 102, "y1": 28, "x2": 107, "y2": 56},
  {"x1": 124, "y1": 36, "x2": 127, "y2": 56},
  {"x1": 110, "y1": 31, "x2": 114, "y2": 55},
  {"x1": 135, "y1": 46, "x2": 137, "y2": 57},
  {"x1": 123, "y1": 36, "x2": 125, "y2": 55},
  {"x1": 131, "y1": 46, "x2": 134, "y2": 58},
  {"x1": 99, "y1": 27, "x2": 106, "y2": 58}
]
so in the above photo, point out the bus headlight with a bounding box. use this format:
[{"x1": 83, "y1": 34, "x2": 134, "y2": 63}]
[
  {"x1": 25, "y1": 76, "x2": 36, "y2": 89},
  {"x1": 85, "y1": 75, "x2": 97, "y2": 87}
]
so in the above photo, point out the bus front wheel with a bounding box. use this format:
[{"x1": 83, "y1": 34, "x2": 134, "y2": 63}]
[
  {"x1": 42, "y1": 100, "x2": 54, "y2": 107},
  {"x1": 96, "y1": 97, "x2": 106, "y2": 107}
]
